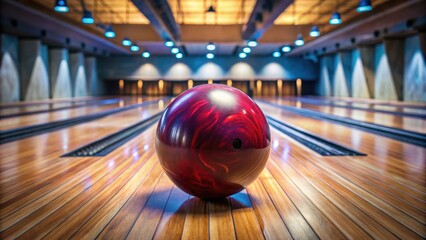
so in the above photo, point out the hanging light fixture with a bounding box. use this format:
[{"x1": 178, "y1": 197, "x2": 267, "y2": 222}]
[
  {"x1": 171, "y1": 47, "x2": 179, "y2": 54},
  {"x1": 310, "y1": 26, "x2": 320, "y2": 37},
  {"x1": 207, "y1": 42, "x2": 216, "y2": 51},
  {"x1": 282, "y1": 46, "x2": 292, "y2": 52},
  {"x1": 176, "y1": 53, "x2": 183, "y2": 59},
  {"x1": 357, "y1": 0, "x2": 372, "y2": 12},
  {"x1": 310, "y1": 1, "x2": 321, "y2": 37},
  {"x1": 247, "y1": 40, "x2": 258, "y2": 47},
  {"x1": 206, "y1": 2, "x2": 216, "y2": 13},
  {"x1": 142, "y1": 51, "x2": 150, "y2": 58},
  {"x1": 207, "y1": 53, "x2": 215, "y2": 59},
  {"x1": 104, "y1": 26, "x2": 115, "y2": 38},
  {"x1": 329, "y1": 12, "x2": 342, "y2": 24},
  {"x1": 54, "y1": 0, "x2": 69, "y2": 12},
  {"x1": 329, "y1": 0, "x2": 342, "y2": 24},
  {"x1": 122, "y1": 38, "x2": 132, "y2": 46},
  {"x1": 81, "y1": 10, "x2": 94, "y2": 24},
  {"x1": 165, "y1": 41, "x2": 174, "y2": 47},
  {"x1": 243, "y1": 47, "x2": 251, "y2": 53},
  {"x1": 295, "y1": 34, "x2": 304, "y2": 46},
  {"x1": 238, "y1": 52, "x2": 247, "y2": 58},
  {"x1": 272, "y1": 51, "x2": 281, "y2": 57},
  {"x1": 130, "y1": 44, "x2": 140, "y2": 52}
]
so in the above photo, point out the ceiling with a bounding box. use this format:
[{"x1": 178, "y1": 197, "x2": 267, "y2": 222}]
[
  {"x1": 29, "y1": 0, "x2": 389, "y2": 26},
  {"x1": 23, "y1": 0, "x2": 392, "y2": 56}
]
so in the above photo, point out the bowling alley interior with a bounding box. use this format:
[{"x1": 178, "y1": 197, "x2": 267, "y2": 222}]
[{"x1": 1, "y1": 0, "x2": 425, "y2": 239}]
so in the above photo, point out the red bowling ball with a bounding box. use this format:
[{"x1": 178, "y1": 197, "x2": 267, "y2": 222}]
[{"x1": 155, "y1": 84, "x2": 270, "y2": 199}]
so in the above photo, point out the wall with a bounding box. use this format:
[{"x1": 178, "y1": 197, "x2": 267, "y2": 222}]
[
  {"x1": 404, "y1": 35, "x2": 426, "y2": 102},
  {"x1": 0, "y1": 32, "x2": 99, "y2": 103},
  {"x1": 98, "y1": 55, "x2": 318, "y2": 81},
  {"x1": 317, "y1": 33, "x2": 426, "y2": 102},
  {"x1": 0, "y1": 34, "x2": 20, "y2": 102}
]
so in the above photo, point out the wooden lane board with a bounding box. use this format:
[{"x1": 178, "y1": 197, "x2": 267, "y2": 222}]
[
  {"x1": 262, "y1": 97, "x2": 426, "y2": 134},
  {"x1": 0, "y1": 97, "x2": 159, "y2": 131},
  {"x1": 259, "y1": 102, "x2": 426, "y2": 184}
]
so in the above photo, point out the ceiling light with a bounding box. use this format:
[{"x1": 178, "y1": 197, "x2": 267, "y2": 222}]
[
  {"x1": 243, "y1": 47, "x2": 251, "y2": 53},
  {"x1": 295, "y1": 34, "x2": 304, "y2": 46},
  {"x1": 247, "y1": 40, "x2": 258, "y2": 47},
  {"x1": 272, "y1": 51, "x2": 281, "y2": 57},
  {"x1": 130, "y1": 45, "x2": 140, "y2": 52},
  {"x1": 206, "y1": 5, "x2": 216, "y2": 13},
  {"x1": 165, "y1": 41, "x2": 174, "y2": 47},
  {"x1": 54, "y1": 0, "x2": 69, "y2": 12},
  {"x1": 81, "y1": 10, "x2": 94, "y2": 24},
  {"x1": 329, "y1": 12, "x2": 342, "y2": 25},
  {"x1": 122, "y1": 38, "x2": 132, "y2": 46},
  {"x1": 104, "y1": 26, "x2": 115, "y2": 38},
  {"x1": 238, "y1": 52, "x2": 247, "y2": 58},
  {"x1": 357, "y1": 0, "x2": 372, "y2": 12},
  {"x1": 142, "y1": 52, "x2": 150, "y2": 58},
  {"x1": 207, "y1": 43, "x2": 216, "y2": 51},
  {"x1": 171, "y1": 47, "x2": 179, "y2": 54},
  {"x1": 309, "y1": 26, "x2": 320, "y2": 37},
  {"x1": 282, "y1": 46, "x2": 292, "y2": 52},
  {"x1": 207, "y1": 53, "x2": 214, "y2": 59},
  {"x1": 176, "y1": 53, "x2": 183, "y2": 59}
]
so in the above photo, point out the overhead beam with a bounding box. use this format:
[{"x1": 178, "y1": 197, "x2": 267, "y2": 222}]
[
  {"x1": 131, "y1": 0, "x2": 180, "y2": 42},
  {"x1": 242, "y1": 0, "x2": 294, "y2": 40},
  {"x1": 288, "y1": 0, "x2": 426, "y2": 56},
  {"x1": 0, "y1": 0, "x2": 128, "y2": 55}
]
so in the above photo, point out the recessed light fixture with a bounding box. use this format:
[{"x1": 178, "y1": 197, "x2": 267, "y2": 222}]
[
  {"x1": 142, "y1": 51, "x2": 150, "y2": 58},
  {"x1": 247, "y1": 40, "x2": 258, "y2": 47},
  {"x1": 207, "y1": 53, "x2": 214, "y2": 59},
  {"x1": 238, "y1": 52, "x2": 247, "y2": 58},
  {"x1": 54, "y1": 0, "x2": 69, "y2": 12}
]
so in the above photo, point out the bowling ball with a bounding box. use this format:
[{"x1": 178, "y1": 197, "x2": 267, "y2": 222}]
[{"x1": 155, "y1": 84, "x2": 270, "y2": 199}]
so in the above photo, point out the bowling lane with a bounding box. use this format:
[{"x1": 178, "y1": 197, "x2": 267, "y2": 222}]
[
  {"x1": 266, "y1": 128, "x2": 425, "y2": 239},
  {"x1": 0, "y1": 96, "x2": 99, "y2": 108},
  {"x1": 0, "y1": 97, "x2": 158, "y2": 130},
  {"x1": 263, "y1": 97, "x2": 426, "y2": 134},
  {"x1": 308, "y1": 96, "x2": 426, "y2": 110},
  {"x1": 286, "y1": 96, "x2": 426, "y2": 115},
  {"x1": 0, "y1": 97, "x2": 120, "y2": 116},
  {"x1": 258, "y1": 101, "x2": 426, "y2": 187}
]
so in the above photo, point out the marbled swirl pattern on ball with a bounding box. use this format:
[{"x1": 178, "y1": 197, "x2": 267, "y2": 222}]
[{"x1": 156, "y1": 84, "x2": 270, "y2": 199}]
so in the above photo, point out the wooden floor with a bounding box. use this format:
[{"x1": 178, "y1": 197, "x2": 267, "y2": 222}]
[{"x1": 0, "y1": 96, "x2": 425, "y2": 239}]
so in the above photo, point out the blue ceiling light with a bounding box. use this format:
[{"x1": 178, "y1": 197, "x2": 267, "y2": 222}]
[
  {"x1": 206, "y1": 53, "x2": 214, "y2": 59},
  {"x1": 238, "y1": 52, "x2": 247, "y2": 58},
  {"x1": 176, "y1": 53, "x2": 183, "y2": 59},
  {"x1": 104, "y1": 26, "x2": 115, "y2": 38},
  {"x1": 142, "y1": 51, "x2": 150, "y2": 58},
  {"x1": 243, "y1": 47, "x2": 251, "y2": 53},
  {"x1": 207, "y1": 42, "x2": 216, "y2": 51},
  {"x1": 309, "y1": 25, "x2": 320, "y2": 37},
  {"x1": 329, "y1": 12, "x2": 342, "y2": 25},
  {"x1": 81, "y1": 10, "x2": 94, "y2": 24},
  {"x1": 247, "y1": 40, "x2": 258, "y2": 47},
  {"x1": 165, "y1": 41, "x2": 174, "y2": 47},
  {"x1": 272, "y1": 51, "x2": 281, "y2": 57},
  {"x1": 130, "y1": 45, "x2": 140, "y2": 52},
  {"x1": 357, "y1": 0, "x2": 372, "y2": 12},
  {"x1": 282, "y1": 45, "x2": 292, "y2": 53},
  {"x1": 171, "y1": 47, "x2": 179, "y2": 54},
  {"x1": 54, "y1": 0, "x2": 69, "y2": 12},
  {"x1": 122, "y1": 38, "x2": 132, "y2": 46},
  {"x1": 295, "y1": 34, "x2": 304, "y2": 46}
]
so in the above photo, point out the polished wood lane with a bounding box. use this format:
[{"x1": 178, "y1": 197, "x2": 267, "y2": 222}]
[
  {"x1": 1, "y1": 96, "x2": 425, "y2": 239},
  {"x1": 263, "y1": 97, "x2": 426, "y2": 134}
]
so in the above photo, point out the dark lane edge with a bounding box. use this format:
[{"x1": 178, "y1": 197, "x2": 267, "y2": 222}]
[
  {"x1": 0, "y1": 99, "x2": 121, "y2": 119},
  {"x1": 0, "y1": 98, "x2": 166, "y2": 145},
  {"x1": 62, "y1": 111, "x2": 163, "y2": 157},
  {"x1": 258, "y1": 99, "x2": 426, "y2": 148},
  {"x1": 303, "y1": 96, "x2": 426, "y2": 110},
  {"x1": 281, "y1": 97, "x2": 426, "y2": 119},
  {"x1": 267, "y1": 115, "x2": 366, "y2": 156}
]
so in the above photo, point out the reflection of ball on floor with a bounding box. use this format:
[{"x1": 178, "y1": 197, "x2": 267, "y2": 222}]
[{"x1": 155, "y1": 84, "x2": 271, "y2": 199}]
